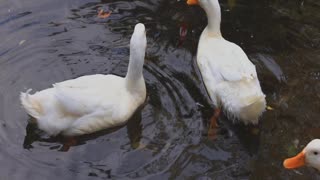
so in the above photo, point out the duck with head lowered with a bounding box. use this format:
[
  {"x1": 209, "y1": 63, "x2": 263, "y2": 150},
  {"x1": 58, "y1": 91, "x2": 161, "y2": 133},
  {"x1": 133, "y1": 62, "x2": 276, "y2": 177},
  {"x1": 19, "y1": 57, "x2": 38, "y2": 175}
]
[
  {"x1": 186, "y1": 0, "x2": 266, "y2": 137},
  {"x1": 20, "y1": 23, "x2": 147, "y2": 137}
]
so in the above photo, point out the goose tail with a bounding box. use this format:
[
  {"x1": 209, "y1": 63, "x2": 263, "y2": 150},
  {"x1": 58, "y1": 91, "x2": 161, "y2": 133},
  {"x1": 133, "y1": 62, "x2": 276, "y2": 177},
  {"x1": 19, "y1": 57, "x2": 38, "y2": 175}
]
[
  {"x1": 20, "y1": 89, "x2": 42, "y2": 119},
  {"x1": 238, "y1": 95, "x2": 266, "y2": 124},
  {"x1": 219, "y1": 87, "x2": 266, "y2": 124}
]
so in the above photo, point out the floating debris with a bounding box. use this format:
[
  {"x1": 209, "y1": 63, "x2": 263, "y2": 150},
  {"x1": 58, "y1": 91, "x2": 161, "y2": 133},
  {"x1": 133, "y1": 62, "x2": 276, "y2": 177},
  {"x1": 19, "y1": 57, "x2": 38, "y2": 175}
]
[
  {"x1": 293, "y1": 139, "x2": 299, "y2": 148},
  {"x1": 195, "y1": 102, "x2": 204, "y2": 107},
  {"x1": 19, "y1": 40, "x2": 26, "y2": 45},
  {"x1": 98, "y1": 9, "x2": 111, "y2": 19},
  {"x1": 266, "y1": 106, "x2": 274, "y2": 110},
  {"x1": 178, "y1": 22, "x2": 188, "y2": 46}
]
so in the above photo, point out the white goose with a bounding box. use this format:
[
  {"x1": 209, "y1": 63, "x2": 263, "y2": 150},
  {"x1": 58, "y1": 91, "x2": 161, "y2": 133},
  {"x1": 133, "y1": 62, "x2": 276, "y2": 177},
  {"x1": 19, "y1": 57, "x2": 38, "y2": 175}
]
[
  {"x1": 284, "y1": 139, "x2": 320, "y2": 171},
  {"x1": 20, "y1": 23, "x2": 147, "y2": 136},
  {"x1": 187, "y1": 0, "x2": 266, "y2": 134}
]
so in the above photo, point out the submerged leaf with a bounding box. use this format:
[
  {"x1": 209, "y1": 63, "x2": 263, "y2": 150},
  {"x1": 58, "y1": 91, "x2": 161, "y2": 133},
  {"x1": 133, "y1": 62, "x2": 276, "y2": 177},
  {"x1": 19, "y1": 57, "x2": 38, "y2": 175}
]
[
  {"x1": 287, "y1": 144, "x2": 299, "y2": 157},
  {"x1": 227, "y1": 0, "x2": 236, "y2": 10}
]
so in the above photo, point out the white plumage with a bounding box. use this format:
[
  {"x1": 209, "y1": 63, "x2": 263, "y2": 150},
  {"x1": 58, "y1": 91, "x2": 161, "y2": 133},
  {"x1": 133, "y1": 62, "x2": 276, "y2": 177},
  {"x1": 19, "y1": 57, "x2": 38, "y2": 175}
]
[
  {"x1": 20, "y1": 23, "x2": 147, "y2": 136},
  {"x1": 188, "y1": 0, "x2": 266, "y2": 124}
]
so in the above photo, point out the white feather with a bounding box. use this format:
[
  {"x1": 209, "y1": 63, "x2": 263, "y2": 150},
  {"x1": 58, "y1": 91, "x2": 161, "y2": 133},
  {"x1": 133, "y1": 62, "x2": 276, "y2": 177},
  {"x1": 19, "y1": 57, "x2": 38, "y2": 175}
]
[
  {"x1": 20, "y1": 23, "x2": 147, "y2": 136},
  {"x1": 194, "y1": 0, "x2": 266, "y2": 124}
]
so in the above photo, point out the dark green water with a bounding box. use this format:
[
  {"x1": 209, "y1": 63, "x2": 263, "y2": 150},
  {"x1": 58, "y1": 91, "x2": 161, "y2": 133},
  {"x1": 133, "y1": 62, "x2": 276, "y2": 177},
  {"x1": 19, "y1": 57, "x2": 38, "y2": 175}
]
[{"x1": 0, "y1": 0, "x2": 319, "y2": 179}]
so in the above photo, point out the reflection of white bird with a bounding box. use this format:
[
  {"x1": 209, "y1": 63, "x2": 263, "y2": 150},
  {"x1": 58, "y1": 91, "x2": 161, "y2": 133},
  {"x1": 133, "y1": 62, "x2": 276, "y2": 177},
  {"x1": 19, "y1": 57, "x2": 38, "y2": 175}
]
[
  {"x1": 284, "y1": 139, "x2": 320, "y2": 171},
  {"x1": 187, "y1": 0, "x2": 266, "y2": 137},
  {"x1": 20, "y1": 23, "x2": 147, "y2": 136},
  {"x1": 256, "y1": 54, "x2": 286, "y2": 82}
]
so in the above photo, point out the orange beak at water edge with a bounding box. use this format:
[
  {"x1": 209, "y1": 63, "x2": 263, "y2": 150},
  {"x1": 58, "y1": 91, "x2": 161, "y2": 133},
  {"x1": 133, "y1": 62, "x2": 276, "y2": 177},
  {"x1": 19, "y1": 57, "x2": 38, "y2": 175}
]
[
  {"x1": 283, "y1": 150, "x2": 306, "y2": 169},
  {"x1": 187, "y1": 0, "x2": 199, "y2": 5}
]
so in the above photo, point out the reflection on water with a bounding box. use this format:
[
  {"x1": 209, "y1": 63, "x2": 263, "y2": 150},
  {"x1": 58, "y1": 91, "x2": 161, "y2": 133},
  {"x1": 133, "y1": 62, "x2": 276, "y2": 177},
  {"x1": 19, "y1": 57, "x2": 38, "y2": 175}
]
[{"x1": 0, "y1": 0, "x2": 319, "y2": 179}]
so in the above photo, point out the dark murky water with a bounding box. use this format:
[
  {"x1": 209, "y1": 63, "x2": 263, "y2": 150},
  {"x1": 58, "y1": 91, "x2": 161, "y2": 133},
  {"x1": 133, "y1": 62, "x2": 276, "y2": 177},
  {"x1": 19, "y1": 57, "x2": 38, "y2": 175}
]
[{"x1": 0, "y1": 0, "x2": 319, "y2": 179}]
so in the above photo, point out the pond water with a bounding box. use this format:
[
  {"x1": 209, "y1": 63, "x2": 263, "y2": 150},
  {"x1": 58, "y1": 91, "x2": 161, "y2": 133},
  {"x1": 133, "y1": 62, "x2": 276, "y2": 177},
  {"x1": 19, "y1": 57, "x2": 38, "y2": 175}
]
[{"x1": 0, "y1": 0, "x2": 319, "y2": 179}]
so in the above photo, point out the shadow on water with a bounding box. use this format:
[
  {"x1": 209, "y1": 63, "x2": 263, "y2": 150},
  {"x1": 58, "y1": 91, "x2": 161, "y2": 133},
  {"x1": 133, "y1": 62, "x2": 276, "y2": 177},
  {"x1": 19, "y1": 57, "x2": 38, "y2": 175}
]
[{"x1": 0, "y1": 0, "x2": 319, "y2": 179}]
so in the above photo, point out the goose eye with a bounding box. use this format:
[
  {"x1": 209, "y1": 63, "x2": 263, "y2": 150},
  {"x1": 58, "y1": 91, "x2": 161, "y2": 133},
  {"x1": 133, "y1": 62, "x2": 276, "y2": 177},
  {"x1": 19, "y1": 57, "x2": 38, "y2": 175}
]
[{"x1": 314, "y1": 151, "x2": 318, "y2": 155}]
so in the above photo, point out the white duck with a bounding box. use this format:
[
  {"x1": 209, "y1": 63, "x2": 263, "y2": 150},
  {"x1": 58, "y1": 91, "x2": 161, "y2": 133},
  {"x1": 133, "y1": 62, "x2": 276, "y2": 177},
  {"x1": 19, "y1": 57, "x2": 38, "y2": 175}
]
[
  {"x1": 284, "y1": 139, "x2": 320, "y2": 171},
  {"x1": 187, "y1": 0, "x2": 266, "y2": 134},
  {"x1": 20, "y1": 23, "x2": 147, "y2": 136}
]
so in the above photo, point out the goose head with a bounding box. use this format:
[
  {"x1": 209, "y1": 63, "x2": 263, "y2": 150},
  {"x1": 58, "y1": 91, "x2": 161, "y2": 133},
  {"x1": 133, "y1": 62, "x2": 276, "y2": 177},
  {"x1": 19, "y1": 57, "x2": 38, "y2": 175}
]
[
  {"x1": 127, "y1": 23, "x2": 147, "y2": 72},
  {"x1": 130, "y1": 23, "x2": 147, "y2": 55},
  {"x1": 187, "y1": 0, "x2": 208, "y2": 7},
  {"x1": 187, "y1": 0, "x2": 220, "y2": 10},
  {"x1": 284, "y1": 139, "x2": 320, "y2": 171},
  {"x1": 125, "y1": 23, "x2": 147, "y2": 92},
  {"x1": 186, "y1": 0, "x2": 221, "y2": 35}
]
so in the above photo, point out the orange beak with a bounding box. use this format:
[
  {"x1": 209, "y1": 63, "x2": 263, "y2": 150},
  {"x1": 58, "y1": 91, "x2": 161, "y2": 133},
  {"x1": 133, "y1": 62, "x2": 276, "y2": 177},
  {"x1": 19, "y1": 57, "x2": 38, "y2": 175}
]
[
  {"x1": 187, "y1": 0, "x2": 199, "y2": 5},
  {"x1": 283, "y1": 151, "x2": 306, "y2": 169}
]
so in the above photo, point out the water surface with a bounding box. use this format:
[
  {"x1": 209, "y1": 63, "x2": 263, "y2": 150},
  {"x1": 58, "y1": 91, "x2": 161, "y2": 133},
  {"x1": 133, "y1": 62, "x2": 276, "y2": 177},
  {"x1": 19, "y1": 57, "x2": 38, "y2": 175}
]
[{"x1": 0, "y1": 0, "x2": 319, "y2": 179}]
